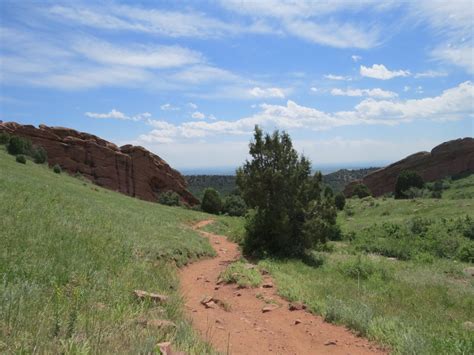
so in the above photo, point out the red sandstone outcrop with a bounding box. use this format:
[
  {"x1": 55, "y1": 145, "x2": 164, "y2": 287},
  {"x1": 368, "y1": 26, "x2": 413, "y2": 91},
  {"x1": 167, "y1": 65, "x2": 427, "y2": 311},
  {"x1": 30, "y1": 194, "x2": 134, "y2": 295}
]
[
  {"x1": 344, "y1": 137, "x2": 474, "y2": 197},
  {"x1": 0, "y1": 122, "x2": 199, "y2": 205}
]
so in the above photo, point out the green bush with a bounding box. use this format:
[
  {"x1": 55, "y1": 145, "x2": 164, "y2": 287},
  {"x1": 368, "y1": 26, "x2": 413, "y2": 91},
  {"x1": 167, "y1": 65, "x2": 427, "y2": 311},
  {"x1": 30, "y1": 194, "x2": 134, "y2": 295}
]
[
  {"x1": 395, "y1": 170, "x2": 424, "y2": 199},
  {"x1": 53, "y1": 164, "x2": 62, "y2": 174},
  {"x1": 324, "y1": 186, "x2": 334, "y2": 198},
  {"x1": 353, "y1": 183, "x2": 371, "y2": 198},
  {"x1": 201, "y1": 188, "x2": 222, "y2": 214},
  {"x1": 351, "y1": 216, "x2": 474, "y2": 261},
  {"x1": 237, "y1": 126, "x2": 338, "y2": 256},
  {"x1": 338, "y1": 256, "x2": 391, "y2": 280},
  {"x1": 15, "y1": 154, "x2": 26, "y2": 164},
  {"x1": 7, "y1": 136, "x2": 32, "y2": 156},
  {"x1": 158, "y1": 191, "x2": 181, "y2": 206},
  {"x1": 32, "y1": 146, "x2": 48, "y2": 164},
  {"x1": 335, "y1": 193, "x2": 346, "y2": 210},
  {"x1": 0, "y1": 132, "x2": 10, "y2": 145},
  {"x1": 223, "y1": 195, "x2": 247, "y2": 216}
]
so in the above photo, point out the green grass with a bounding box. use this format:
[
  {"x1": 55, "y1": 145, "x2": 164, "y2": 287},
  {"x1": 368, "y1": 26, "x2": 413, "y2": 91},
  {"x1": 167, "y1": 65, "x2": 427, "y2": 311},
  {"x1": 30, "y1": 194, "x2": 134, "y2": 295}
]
[
  {"x1": 0, "y1": 147, "x2": 216, "y2": 353},
  {"x1": 212, "y1": 176, "x2": 474, "y2": 354},
  {"x1": 218, "y1": 261, "x2": 262, "y2": 288},
  {"x1": 201, "y1": 215, "x2": 245, "y2": 244}
]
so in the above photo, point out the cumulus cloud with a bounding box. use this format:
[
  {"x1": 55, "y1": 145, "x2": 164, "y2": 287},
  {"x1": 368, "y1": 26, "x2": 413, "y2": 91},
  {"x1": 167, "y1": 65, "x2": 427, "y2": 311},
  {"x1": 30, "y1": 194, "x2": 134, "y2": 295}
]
[
  {"x1": 351, "y1": 55, "x2": 362, "y2": 62},
  {"x1": 188, "y1": 102, "x2": 198, "y2": 109},
  {"x1": 191, "y1": 111, "x2": 206, "y2": 119},
  {"x1": 331, "y1": 88, "x2": 398, "y2": 98},
  {"x1": 137, "y1": 81, "x2": 473, "y2": 143},
  {"x1": 85, "y1": 109, "x2": 151, "y2": 121},
  {"x1": 249, "y1": 87, "x2": 285, "y2": 98},
  {"x1": 360, "y1": 64, "x2": 411, "y2": 80}
]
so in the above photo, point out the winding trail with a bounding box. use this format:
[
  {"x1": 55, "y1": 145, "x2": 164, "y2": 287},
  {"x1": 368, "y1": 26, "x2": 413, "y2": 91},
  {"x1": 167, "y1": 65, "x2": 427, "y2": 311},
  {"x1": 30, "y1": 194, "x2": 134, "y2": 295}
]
[{"x1": 180, "y1": 220, "x2": 386, "y2": 354}]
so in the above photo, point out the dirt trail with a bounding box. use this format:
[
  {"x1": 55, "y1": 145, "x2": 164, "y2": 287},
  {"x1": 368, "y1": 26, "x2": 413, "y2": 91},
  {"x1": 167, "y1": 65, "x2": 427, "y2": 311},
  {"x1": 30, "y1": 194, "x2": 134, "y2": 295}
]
[{"x1": 180, "y1": 220, "x2": 386, "y2": 355}]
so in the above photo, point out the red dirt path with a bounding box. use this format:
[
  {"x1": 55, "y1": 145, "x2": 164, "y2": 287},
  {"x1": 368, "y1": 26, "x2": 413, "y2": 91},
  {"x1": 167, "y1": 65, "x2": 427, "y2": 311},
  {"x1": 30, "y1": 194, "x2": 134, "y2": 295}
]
[{"x1": 179, "y1": 220, "x2": 387, "y2": 355}]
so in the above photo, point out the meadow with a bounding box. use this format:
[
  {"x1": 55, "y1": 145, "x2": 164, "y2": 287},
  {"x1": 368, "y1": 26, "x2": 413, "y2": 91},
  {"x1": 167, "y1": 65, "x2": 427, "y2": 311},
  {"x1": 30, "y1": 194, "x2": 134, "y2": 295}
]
[{"x1": 0, "y1": 147, "x2": 217, "y2": 354}]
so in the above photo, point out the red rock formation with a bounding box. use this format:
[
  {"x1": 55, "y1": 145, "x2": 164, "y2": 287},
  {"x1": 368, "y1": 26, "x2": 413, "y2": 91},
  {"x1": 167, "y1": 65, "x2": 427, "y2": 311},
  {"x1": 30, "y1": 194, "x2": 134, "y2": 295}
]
[
  {"x1": 344, "y1": 137, "x2": 474, "y2": 197},
  {"x1": 0, "y1": 122, "x2": 199, "y2": 205}
]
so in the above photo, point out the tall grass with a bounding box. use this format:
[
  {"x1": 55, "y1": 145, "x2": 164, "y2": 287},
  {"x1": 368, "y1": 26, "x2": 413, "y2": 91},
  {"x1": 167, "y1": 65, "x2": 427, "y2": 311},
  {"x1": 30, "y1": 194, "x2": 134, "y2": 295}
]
[{"x1": 0, "y1": 148, "x2": 215, "y2": 353}]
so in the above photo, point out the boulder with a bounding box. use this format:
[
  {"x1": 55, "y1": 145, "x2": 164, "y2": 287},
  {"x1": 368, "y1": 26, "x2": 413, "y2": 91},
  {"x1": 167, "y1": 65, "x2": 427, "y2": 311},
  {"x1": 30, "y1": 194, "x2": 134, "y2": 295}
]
[
  {"x1": 0, "y1": 122, "x2": 199, "y2": 205},
  {"x1": 344, "y1": 138, "x2": 474, "y2": 197}
]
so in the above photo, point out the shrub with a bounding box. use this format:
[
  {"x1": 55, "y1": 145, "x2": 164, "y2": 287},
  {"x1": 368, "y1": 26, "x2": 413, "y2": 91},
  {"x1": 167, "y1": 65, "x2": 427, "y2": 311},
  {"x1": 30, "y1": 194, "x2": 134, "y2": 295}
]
[
  {"x1": 457, "y1": 242, "x2": 474, "y2": 263},
  {"x1": 223, "y1": 195, "x2": 247, "y2": 216},
  {"x1": 324, "y1": 186, "x2": 334, "y2": 198},
  {"x1": 201, "y1": 188, "x2": 222, "y2": 214},
  {"x1": 158, "y1": 191, "x2": 181, "y2": 206},
  {"x1": 338, "y1": 256, "x2": 391, "y2": 281},
  {"x1": 237, "y1": 126, "x2": 338, "y2": 256},
  {"x1": 353, "y1": 184, "x2": 371, "y2": 198},
  {"x1": 53, "y1": 164, "x2": 62, "y2": 174},
  {"x1": 395, "y1": 170, "x2": 424, "y2": 199},
  {"x1": 7, "y1": 136, "x2": 32, "y2": 156},
  {"x1": 32, "y1": 146, "x2": 47, "y2": 164},
  {"x1": 15, "y1": 155, "x2": 26, "y2": 164},
  {"x1": 0, "y1": 132, "x2": 10, "y2": 145},
  {"x1": 334, "y1": 193, "x2": 346, "y2": 210}
]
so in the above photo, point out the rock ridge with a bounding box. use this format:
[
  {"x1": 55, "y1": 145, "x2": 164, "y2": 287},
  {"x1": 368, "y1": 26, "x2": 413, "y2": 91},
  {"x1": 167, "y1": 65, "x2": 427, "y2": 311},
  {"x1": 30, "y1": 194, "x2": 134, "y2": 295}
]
[{"x1": 0, "y1": 122, "x2": 199, "y2": 205}]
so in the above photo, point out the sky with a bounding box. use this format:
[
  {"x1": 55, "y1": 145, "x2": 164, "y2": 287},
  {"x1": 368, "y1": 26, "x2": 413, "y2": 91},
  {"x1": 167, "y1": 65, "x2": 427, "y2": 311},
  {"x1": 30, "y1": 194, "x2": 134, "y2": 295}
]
[{"x1": 0, "y1": 0, "x2": 473, "y2": 173}]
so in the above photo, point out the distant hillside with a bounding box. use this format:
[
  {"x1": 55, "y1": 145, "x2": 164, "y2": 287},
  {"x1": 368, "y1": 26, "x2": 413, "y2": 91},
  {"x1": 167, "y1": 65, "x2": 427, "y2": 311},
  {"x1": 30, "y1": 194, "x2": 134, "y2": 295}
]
[
  {"x1": 323, "y1": 167, "x2": 380, "y2": 192},
  {"x1": 344, "y1": 137, "x2": 474, "y2": 197},
  {"x1": 186, "y1": 168, "x2": 381, "y2": 197},
  {"x1": 185, "y1": 175, "x2": 237, "y2": 199}
]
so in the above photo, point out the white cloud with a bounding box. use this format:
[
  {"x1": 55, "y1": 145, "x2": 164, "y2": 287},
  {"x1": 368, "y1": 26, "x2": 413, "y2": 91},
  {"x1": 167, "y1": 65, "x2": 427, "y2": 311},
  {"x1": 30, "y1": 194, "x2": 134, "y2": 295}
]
[
  {"x1": 137, "y1": 82, "x2": 473, "y2": 142},
  {"x1": 47, "y1": 4, "x2": 273, "y2": 39},
  {"x1": 171, "y1": 65, "x2": 241, "y2": 84},
  {"x1": 331, "y1": 88, "x2": 398, "y2": 98},
  {"x1": 414, "y1": 70, "x2": 448, "y2": 78},
  {"x1": 191, "y1": 111, "x2": 206, "y2": 119},
  {"x1": 360, "y1": 64, "x2": 411, "y2": 80},
  {"x1": 160, "y1": 103, "x2": 180, "y2": 111},
  {"x1": 431, "y1": 45, "x2": 473, "y2": 74},
  {"x1": 351, "y1": 55, "x2": 362, "y2": 62},
  {"x1": 85, "y1": 109, "x2": 151, "y2": 121},
  {"x1": 188, "y1": 102, "x2": 198, "y2": 109},
  {"x1": 324, "y1": 74, "x2": 352, "y2": 81},
  {"x1": 73, "y1": 38, "x2": 203, "y2": 69},
  {"x1": 283, "y1": 19, "x2": 379, "y2": 49},
  {"x1": 218, "y1": 0, "x2": 390, "y2": 48},
  {"x1": 407, "y1": 1, "x2": 473, "y2": 74},
  {"x1": 310, "y1": 87, "x2": 319, "y2": 93},
  {"x1": 404, "y1": 86, "x2": 411, "y2": 92},
  {"x1": 249, "y1": 87, "x2": 285, "y2": 98}
]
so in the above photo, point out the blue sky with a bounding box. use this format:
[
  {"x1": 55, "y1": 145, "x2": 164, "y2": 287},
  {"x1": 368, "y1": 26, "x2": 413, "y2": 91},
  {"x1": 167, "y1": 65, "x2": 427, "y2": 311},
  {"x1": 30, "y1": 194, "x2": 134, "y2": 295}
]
[{"x1": 1, "y1": 0, "x2": 473, "y2": 172}]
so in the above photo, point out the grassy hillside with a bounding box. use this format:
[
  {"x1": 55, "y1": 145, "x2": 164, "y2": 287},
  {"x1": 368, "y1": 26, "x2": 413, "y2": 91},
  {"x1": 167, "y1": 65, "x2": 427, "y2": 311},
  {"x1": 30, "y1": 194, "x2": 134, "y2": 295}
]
[
  {"x1": 208, "y1": 175, "x2": 474, "y2": 354},
  {"x1": 0, "y1": 147, "x2": 216, "y2": 354}
]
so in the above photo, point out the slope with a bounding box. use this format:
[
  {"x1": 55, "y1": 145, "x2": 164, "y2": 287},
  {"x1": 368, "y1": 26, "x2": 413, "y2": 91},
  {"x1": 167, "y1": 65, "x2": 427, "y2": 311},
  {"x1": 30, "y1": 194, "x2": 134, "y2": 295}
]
[{"x1": 0, "y1": 147, "x2": 214, "y2": 353}]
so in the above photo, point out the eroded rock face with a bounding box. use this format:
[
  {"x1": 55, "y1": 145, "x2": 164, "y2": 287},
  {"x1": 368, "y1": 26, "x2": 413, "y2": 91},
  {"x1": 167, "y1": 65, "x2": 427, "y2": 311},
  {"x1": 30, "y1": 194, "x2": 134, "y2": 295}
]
[
  {"x1": 0, "y1": 122, "x2": 199, "y2": 205},
  {"x1": 344, "y1": 137, "x2": 474, "y2": 197}
]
